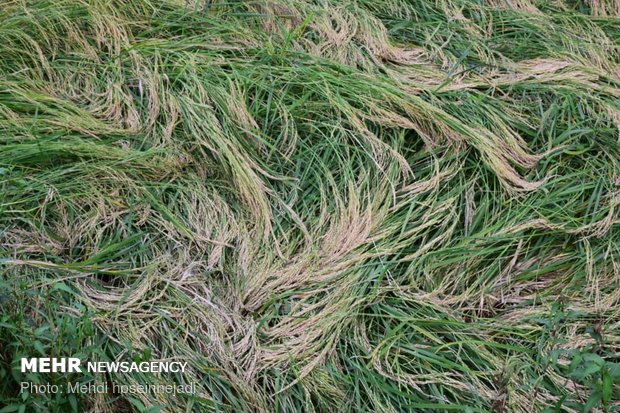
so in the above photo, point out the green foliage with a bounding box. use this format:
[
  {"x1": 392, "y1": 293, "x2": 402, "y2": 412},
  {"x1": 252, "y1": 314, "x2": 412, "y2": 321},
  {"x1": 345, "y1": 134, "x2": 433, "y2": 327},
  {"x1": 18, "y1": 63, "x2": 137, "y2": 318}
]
[
  {"x1": 539, "y1": 301, "x2": 620, "y2": 412},
  {"x1": 0, "y1": 277, "x2": 99, "y2": 412}
]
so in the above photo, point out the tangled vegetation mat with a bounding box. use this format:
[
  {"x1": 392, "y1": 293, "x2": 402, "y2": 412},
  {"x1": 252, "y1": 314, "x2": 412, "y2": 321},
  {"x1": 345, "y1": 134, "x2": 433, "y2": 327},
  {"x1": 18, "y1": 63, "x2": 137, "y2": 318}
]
[{"x1": 0, "y1": 0, "x2": 619, "y2": 412}]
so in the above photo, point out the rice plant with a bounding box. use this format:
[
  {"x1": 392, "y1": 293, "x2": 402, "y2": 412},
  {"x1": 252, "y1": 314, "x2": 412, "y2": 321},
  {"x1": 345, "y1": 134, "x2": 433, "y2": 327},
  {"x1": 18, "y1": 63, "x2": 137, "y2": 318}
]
[{"x1": 0, "y1": 0, "x2": 619, "y2": 412}]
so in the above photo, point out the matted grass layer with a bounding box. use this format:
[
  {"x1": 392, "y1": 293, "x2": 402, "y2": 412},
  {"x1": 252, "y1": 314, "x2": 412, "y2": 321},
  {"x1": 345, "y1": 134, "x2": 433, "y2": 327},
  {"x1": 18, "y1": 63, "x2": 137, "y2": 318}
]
[{"x1": 0, "y1": 0, "x2": 619, "y2": 412}]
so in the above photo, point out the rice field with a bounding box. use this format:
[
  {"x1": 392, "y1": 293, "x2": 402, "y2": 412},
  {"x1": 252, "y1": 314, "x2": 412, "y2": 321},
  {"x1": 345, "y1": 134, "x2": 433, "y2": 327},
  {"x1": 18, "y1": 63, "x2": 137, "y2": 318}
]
[{"x1": 0, "y1": 0, "x2": 619, "y2": 412}]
